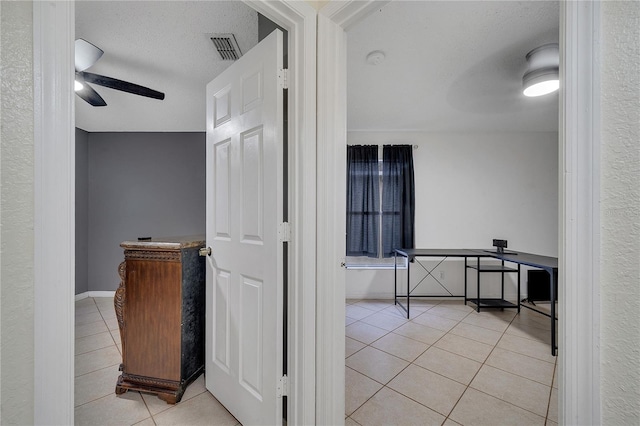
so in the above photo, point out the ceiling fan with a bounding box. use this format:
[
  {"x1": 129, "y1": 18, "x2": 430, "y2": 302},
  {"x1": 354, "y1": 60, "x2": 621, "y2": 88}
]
[{"x1": 75, "y1": 38, "x2": 165, "y2": 107}]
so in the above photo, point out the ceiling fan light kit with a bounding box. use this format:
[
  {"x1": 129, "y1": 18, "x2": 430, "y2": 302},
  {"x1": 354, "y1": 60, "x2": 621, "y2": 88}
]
[
  {"x1": 522, "y1": 43, "x2": 559, "y2": 97},
  {"x1": 74, "y1": 38, "x2": 165, "y2": 107}
]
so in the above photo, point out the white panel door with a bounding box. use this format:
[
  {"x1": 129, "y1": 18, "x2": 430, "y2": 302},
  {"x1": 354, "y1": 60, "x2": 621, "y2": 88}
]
[{"x1": 205, "y1": 30, "x2": 284, "y2": 425}]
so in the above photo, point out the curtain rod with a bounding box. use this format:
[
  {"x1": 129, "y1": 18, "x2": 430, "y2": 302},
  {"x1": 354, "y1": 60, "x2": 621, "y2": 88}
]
[{"x1": 347, "y1": 144, "x2": 419, "y2": 149}]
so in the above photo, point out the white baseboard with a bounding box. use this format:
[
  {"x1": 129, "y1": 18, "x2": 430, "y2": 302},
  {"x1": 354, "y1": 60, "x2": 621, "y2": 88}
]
[
  {"x1": 346, "y1": 292, "x2": 528, "y2": 301},
  {"x1": 346, "y1": 292, "x2": 394, "y2": 300},
  {"x1": 75, "y1": 291, "x2": 116, "y2": 301}
]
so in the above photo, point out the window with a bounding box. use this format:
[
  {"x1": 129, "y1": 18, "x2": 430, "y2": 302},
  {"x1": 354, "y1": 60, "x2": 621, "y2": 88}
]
[{"x1": 346, "y1": 144, "x2": 415, "y2": 265}]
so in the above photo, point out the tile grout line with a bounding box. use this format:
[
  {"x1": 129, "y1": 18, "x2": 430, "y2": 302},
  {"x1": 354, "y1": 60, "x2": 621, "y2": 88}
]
[
  {"x1": 446, "y1": 305, "x2": 553, "y2": 424},
  {"x1": 97, "y1": 294, "x2": 157, "y2": 426},
  {"x1": 465, "y1": 308, "x2": 558, "y2": 387},
  {"x1": 346, "y1": 303, "x2": 430, "y2": 418},
  {"x1": 75, "y1": 298, "x2": 122, "y2": 412},
  {"x1": 353, "y1": 301, "x2": 478, "y2": 423},
  {"x1": 348, "y1": 301, "x2": 468, "y2": 422},
  {"x1": 443, "y1": 306, "x2": 513, "y2": 424},
  {"x1": 140, "y1": 391, "x2": 159, "y2": 426},
  {"x1": 77, "y1": 298, "x2": 241, "y2": 426},
  {"x1": 544, "y1": 359, "x2": 560, "y2": 425},
  {"x1": 423, "y1": 302, "x2": 478, "y2": 424},
  {"x1": 346, "y1": 299, "x2": 557, "y2": 425},
  {"x1": 76, "y1": 298, "x2": 116, "y2": 409}
]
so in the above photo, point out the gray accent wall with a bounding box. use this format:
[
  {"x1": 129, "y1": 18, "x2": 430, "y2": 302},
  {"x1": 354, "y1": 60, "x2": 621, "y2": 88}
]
[
  {"x1": 76, "y1": 128, "x2": 89, "y2": 294},
  {"x1": 77, "y1": 131, "x2": 205, "y2": 293}
]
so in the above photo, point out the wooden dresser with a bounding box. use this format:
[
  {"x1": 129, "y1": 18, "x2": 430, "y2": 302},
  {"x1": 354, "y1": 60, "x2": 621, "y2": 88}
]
[{"x1": 114, "y1": 235, "x2": 205, "y2": 404}]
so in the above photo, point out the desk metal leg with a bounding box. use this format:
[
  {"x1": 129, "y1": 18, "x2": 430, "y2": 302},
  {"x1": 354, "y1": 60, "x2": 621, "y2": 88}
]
[
  {"x1": 517, "y1": 264, "x2": 521, "y2": 313},
  {"x1": 476, "y1": 257, "x2": 481, "y2": 312},
  {"x1": 394, "y1": 252, "x2": 397, "y2": 305},
  {"x1": 406, "y1": 260, "x2": 410, "y2": 319},
  {"x1": 501, "y1": 260, "x2": 505, "y2": 305},
  {"x1": 550, "y1": 269, "x2": 556, "y2": 356},
  {"x1": 394, "y1": 253, "x2": 410, "y2": 318},
  {"x1": 464, "y1": 257, "x2": 468, "y2": 305}
]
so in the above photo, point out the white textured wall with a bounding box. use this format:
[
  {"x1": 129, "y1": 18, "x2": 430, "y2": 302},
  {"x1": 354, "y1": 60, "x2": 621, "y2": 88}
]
[
  {"x1": 0, "y1": 1, "x2": 35, "y2": 424},
  {"x1": 346, "y1": 131, "x2": 558, "y2": 299},
  {"x1": 600, "y1": 1, "x2": 640, "y2": 423}
]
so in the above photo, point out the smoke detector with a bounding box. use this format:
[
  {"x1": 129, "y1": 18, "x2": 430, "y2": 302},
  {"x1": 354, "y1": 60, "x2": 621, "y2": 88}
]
[
  {"x1": 211, "y1": 34, "x2": 242, "y2": 61},
  {"x1": 366, "y1": 50, "x2": 385, "y2": 65}
]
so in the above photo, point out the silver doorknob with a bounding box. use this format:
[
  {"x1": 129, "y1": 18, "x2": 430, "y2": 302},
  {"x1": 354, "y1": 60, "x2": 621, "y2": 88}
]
[{"x1": 199, "y1": 247, "x2": 212, "y2": 257}]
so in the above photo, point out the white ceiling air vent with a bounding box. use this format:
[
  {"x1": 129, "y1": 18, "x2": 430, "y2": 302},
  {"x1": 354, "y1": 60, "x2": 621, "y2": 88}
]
[{"x1": 211, "y1": 34, "x2": 242, "y2": 61}]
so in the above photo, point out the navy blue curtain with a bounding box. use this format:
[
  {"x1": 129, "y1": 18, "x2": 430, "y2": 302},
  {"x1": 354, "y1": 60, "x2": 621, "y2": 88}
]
[
  {"x1": 382, "y1": 145, "x2": 415, "y2": 257},
  {"x1": 346, "y1": 145, "x2": 380, "y2": 257}
]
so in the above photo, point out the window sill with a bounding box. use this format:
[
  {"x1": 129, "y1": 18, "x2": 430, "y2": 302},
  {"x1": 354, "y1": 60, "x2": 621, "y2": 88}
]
[{"x1": 344, "y1": 264, "x2": 407, "y2": 270}]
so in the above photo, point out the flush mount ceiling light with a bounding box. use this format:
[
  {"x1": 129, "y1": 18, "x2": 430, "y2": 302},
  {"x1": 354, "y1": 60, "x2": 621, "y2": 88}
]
[{"x1": 522, "y1": 43, "x2": 559, "y2": 97}]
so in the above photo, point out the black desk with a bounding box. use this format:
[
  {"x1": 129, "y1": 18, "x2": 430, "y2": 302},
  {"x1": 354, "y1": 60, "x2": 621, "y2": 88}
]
[
  {"x1": 393, "y1": 248, "x2": 491, "y2": 317},
  {"x1": 394, "y1": 248, "x2": 559, "y2": 355},
  {"x1": 489, "y1": 251, "x2": 559, "y2": 355}
]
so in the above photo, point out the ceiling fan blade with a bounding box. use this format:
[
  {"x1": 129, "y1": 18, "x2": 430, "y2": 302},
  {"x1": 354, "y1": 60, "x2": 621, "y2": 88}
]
[
  {"x1": 75, "y1": 82, "x2": 107, "y2": 107},
  {"x1": 79, "y1": 72, "x2": 165, "y2": 101},
  {"x1": 75, "y1": 39, "x2": 104, "y2": 72}
]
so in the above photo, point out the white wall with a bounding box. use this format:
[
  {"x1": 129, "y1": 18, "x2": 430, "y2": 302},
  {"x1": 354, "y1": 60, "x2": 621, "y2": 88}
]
[
  {"x1": 600, "y1": 1, "x2": 640, "y2": 422},
  {"x1": 346, "y1": 131, "x2": 558, "y2": 300}
]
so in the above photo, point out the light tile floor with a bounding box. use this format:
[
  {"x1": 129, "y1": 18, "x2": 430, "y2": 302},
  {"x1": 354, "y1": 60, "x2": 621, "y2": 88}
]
[
  {"x1": 345, "y1": 299, "x2": 558, "y2": 426},
  {"x1": 76, "y1": 296, "x2": 557, "y2": 425},
  {"x1": 74, "y1": 297, "x2": 239, "y2": 426}
]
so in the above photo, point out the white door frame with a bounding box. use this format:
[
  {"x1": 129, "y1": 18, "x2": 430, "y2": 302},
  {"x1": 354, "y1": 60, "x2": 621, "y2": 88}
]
[
  {"x1": 33, "y1": 3, "x2": 76, "y2": 424},
  {"x1": 558, "y1": 1, "x2": 602, "y2": 423},
  {"x1": 32, "y1": 1, "x2": 316, "y2": 424},
  {"x1": 316, "y1": 1, "x2": 602, "y2": 425}
]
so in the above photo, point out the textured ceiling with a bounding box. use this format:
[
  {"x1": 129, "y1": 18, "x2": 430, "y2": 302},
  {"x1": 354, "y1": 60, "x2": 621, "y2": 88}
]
[
  {"x1": 75, "y1": 1, "x2": 258, "y2": 132},
  {"x1": 75, "y1": 1, "x2": 559, "y2": 133},
  {"x1": 347, "y1": 1, "x2": 560, "y2": 132}
]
